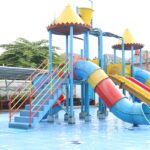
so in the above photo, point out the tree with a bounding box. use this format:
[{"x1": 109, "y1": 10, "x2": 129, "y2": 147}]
[{"x1": 0, "y1": 38, "x2": 64, "y2": 68}]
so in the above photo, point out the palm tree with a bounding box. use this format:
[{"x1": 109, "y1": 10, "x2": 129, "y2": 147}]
[{"x1": 0, "y1": 38, "x2": 63, "y2": 68}]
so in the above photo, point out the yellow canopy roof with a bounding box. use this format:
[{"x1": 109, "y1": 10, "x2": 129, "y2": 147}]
[
  {"x1": 117, "y1": 28, "x2": 136, "y2": 45},
  {"x1": 112, "y1": 28, "x2": 144, "y2": 50},
  {"x1": 55, "y1": 4, "x2": 84, "y2": 24},
  {"x1": 47, "y1": 4, "x2": 90, "y2": 35}
]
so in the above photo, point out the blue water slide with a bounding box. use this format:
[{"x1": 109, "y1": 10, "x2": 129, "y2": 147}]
[
  {"x1": 74, "y1": 60, "x2": 150, "y2": 125},
  {"x1": 133, "y1": 67, "x2": 150, "y2": 84}
]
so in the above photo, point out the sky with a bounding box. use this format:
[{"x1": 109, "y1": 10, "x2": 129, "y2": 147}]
[{"x1": 0, "y1": 0, "x2": 150, "y2": 58}]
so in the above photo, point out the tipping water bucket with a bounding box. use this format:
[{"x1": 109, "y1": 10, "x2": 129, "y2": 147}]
[{"x1": 79, "y1": 7, "x2": 94, "y2": 26}]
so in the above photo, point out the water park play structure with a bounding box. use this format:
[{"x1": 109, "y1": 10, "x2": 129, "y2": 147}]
[{"x1": 8, "y1": 4, "x2": 150, "y2": 129}]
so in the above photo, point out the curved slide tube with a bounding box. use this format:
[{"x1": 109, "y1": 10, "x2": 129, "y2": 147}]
[
  {"x1": 74, "y1": 60, "x2": 150, "y2": 125},
  {"x1": 133, "y1": 67, "x2": 150, "y2": 87}
]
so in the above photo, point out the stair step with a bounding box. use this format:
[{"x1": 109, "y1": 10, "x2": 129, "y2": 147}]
[
  {"x1": 14, "y1": 116, "x2": 37, "y2": 123},
  {"x1": 20, "y1": 110, "x2": 42, "y2": 117},
  {"x1": 9, "y1": 79, "x2": 65, "y2": 129},
  {"x1": 9, "y1": 122, "x2": 31, "y2": 129},
  {"x1": 25, "y1": 104, "x2": 48, "y2": 111}
]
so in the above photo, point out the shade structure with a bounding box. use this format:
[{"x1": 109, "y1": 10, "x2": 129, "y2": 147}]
[
  {"x1": 112, "y1": 28, "x2": 144, "y2": 50},
  {"x1": 47, "y1": 4, "x2": 90, "y2": 35}
]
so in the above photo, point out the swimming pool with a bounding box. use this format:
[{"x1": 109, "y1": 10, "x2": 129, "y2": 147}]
[{"x1": 0, "y1": 107, "x2": 150, "y2": 150}]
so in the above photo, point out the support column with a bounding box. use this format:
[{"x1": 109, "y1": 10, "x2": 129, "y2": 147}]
[
  {"x1": 97, "y1": 31, "x2": 108, "y2": 119},
  {"x1": 68, "y1": 26, "x2": 75, "y2": 124},
  {"x1": 99, "y1": 31, "x2": 103, "y2": 69},
  {"x1": 114, "y1": 48, "x2": 117, "y2": 64},
  {"x1": 84, "y1": 31, "x2": 91, "y2": 122},
  {"x1": 64, "y1": 35, "x2": 69, "y2": 121},
  {"x1": 49, "y1": 31, "x2": 53, "y2": 73},
  {"x1": 4, "y1": 79, "x2": 9, "y2": 100},
  {"x1": 131, "y1": 46, "x2": 135, "y2": 77},
  {"x1": 122, "y1": 38, "x2": 125, "y2": 76},
  {"x1": 64, "y1": 83, "x2": 69, "y2": 121},
  {"x1": 47, "y1": 30, "x2": 54, "y2": 122},
  {"x1": 79, "y1": 49, "x2": 85, "y2": 119},
  {"x1": 79, "y1": 83, "x2": 85, "y2": 119},
  {"x1": 131, "y1": 46, "x2": 135, "y2": 102},
  {"x1": 121, "y1": 38, "x2": 126, "y2": 95},
  {"x1": 139, "y1": 48, "x2": 143, "y2": 69},
  {"x1": 103, "y1": 54, "x2": 107, "y2": 73}
]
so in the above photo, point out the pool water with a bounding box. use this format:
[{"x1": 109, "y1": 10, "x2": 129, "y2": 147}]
[{"x1": 1, "y1": 107, "x2": 150, "y2": 150}]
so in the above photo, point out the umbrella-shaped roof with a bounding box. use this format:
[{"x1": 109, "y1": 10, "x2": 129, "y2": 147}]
[
  {"x1": 112, "y1": 28, "x2": 144, "y2": 50},
  {"x1": 47, "y1": 4, "x2": 90, "y2": 35}
]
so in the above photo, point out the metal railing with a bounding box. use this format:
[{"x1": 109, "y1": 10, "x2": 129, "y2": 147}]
[
  {"x1": 30, "y1": 62, "x2": 70, "y2": 125},
  {"x1": 9, "y1": 58, "x2": 70, "y2": 126},
  {"x1": 10, "y1": 59, "x2": 48, "y2": 98},
  {"x1": 9, "y1": 59, "x2": 48, "y2": 122}
]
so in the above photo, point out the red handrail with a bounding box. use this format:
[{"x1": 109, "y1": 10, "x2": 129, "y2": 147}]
[
  {"x1": 10, "y1": 70, "x2": 53, "y2": 118},
  {"x1": 9, "y1": 61, "x2": 66, "y2": 120},
  {"x1": 31, "y1": 72, "x2": 70, "y2": 119},
  {"x1": 31, "y1": 61, "x2": 70, "y2": 110}
]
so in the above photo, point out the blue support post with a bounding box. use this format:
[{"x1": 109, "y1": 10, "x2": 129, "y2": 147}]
[
  {"x1": 81, "y1": 49, "x2": 84, "y2": 58},
  {"x1": 98, "y1": 31, "x2": 103, "y2": 68},
  {"x1": 79, "y1": 49, "x2": 85, "y2": 119},
  {"x1": 131, "y1": 46, "x2": 135, "y2": 102},
  {"x1": 49, "y1": 31, "x2": 53, "y2": 73},
  {"x1": 64, "y1": 35, "x2": 69, "y2": 121},
  {"x1": 114, "y1": 48, "x2": 117, "y2": 64},
  {"x1": 122, "y1": 38, "x2": 125, "y2": 76},
  {"x1": 47, "y1": 31, "x2": 55, "y2": 122},
  {"x1": 84, "y1": 31, "x2": 91, "y2": 122},
  {"x1": 81, "y1": 83, "x2": 85, "y2": 113},
  {"x1": 121, "y1": 38, "x2": 126, "y2": 95},
  {"x1": 139, "y1": 48, "x2": 143, "y2": 69},
  {"x1": 80, "y1": 83, "x2": 85, "y2": 119},
  {"x1": 97, "y1": 31, "x2": 107, "y2": 119},
  {"x1": 103, "y1": 54, "x2": 107, "y2": 73},
  {"x1": 131, "y1": 46, "x2": 134, "y2": 77},
  {"x1": 84, "y1": 32, "x2": 88, "y2": 58},
  {"x1": 68, "y1": 26, "x2": 75, "y2": 124},
  {"x1": 85, "y1": 84, "x2": 89, "y2": 112}
]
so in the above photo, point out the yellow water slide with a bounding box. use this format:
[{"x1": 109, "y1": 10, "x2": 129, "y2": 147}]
[{"x1": 110, "y1": 75, "x2": 150, "y2": 105}]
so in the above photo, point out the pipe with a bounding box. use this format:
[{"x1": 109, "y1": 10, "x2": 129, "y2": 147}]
[
  {"x1": 133, "y1": 67, "x2": 150, "y2": 87},
  {"x1": 111, "y1": 98, "x2": 150, "y2": 125},
  {"x1": 74, "y1": 60, "x2": 150, "y2": 125}
]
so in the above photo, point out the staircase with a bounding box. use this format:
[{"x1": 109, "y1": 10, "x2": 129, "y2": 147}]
[{"x1": 9, "y1": 59, "x2": 70, "y2": 129}]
